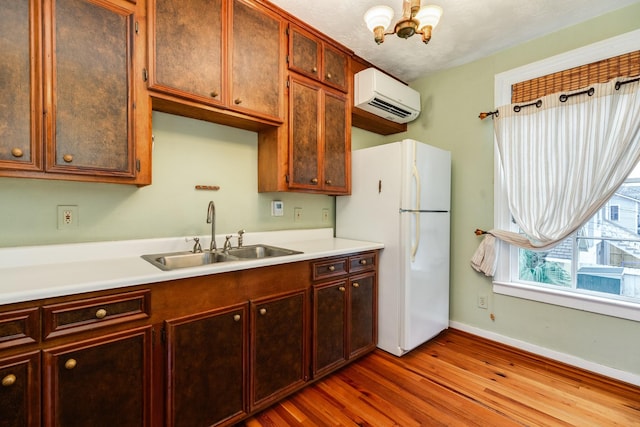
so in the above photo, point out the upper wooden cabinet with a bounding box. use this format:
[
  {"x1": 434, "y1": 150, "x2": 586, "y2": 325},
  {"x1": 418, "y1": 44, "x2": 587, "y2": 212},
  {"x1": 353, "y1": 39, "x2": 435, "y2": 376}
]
[
  {"x1": 0, "y1": 0, "x2": 41, "y2": 173},
  {"x1": 0, "y1": 0, "x2": 152, "y2": 185},
  {"x1": 258, "y1": 74, "x2": 350, "y2": 195},
  {"x1": 288, "y1": 24, "x2": 348, "y2": 93},
  {"x1": 151, "y1": 0, "x2": 226, "y2": 108},
  {"x1": 148, "y1": 0, "x2": 286, "y2": 127},
  {"x1": 288, "y1": 76, "x2": 349, "y2": 194}
]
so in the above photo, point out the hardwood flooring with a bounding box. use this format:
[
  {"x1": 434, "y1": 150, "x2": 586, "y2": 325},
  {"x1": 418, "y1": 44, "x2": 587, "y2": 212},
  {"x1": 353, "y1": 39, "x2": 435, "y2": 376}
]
[{"x1": 239, "y1": 329, "x2": 640, "y2": 426}]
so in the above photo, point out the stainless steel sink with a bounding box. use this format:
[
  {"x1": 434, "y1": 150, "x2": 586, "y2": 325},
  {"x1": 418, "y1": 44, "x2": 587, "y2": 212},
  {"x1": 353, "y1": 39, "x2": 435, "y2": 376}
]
[
  {"x1": 225, "y1": 244, "x2": 303, "y2": 259},
  {"x1": 141, "y1": 251, "x2": 233, "y2": 271},
  {"x1": 141, "y1": 244, "x2": 302, "y2": 270}
]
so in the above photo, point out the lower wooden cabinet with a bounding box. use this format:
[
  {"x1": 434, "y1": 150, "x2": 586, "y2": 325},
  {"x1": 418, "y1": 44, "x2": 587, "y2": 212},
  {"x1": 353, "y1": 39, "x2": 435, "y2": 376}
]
[
  {"x1": 250, "y1": 289, "x2": 308, "y2": 411},
  {"x1": 348, "y1": 272, "x2": 377, "y2": 359},
  {"x1": 42, "y1": 326, "x2": 152, "y2": 427},
  {"x1": 0, "y1": 351, "x2": 40, "y2": 427},
  {"x1": 165, "y1": 303, "x2": 248, "y2": 427},
  {"x1": 0, "y1": 250, "x2": 378, "y2": 426},
  {"x1": 312, "y1": 253, "x2": 377, "y2": 378}
]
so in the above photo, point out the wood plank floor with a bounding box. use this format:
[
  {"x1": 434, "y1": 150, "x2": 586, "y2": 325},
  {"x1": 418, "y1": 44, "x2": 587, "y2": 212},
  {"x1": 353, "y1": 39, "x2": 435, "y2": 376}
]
[{"x1": 239, "y1": 329, "x2": 640, "y2": 426}]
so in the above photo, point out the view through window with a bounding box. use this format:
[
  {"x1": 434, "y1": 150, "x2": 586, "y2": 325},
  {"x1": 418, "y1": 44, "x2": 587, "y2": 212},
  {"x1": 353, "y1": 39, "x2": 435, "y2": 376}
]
[{"x1": 518, "y1": 162, "x2": 640, "y2": 304}]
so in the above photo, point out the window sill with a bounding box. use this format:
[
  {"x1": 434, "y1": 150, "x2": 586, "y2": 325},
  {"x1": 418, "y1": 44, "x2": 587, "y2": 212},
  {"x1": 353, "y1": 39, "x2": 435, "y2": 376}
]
[{"x1": 493, "y1": 280, "x2": 640, "y2": 322}]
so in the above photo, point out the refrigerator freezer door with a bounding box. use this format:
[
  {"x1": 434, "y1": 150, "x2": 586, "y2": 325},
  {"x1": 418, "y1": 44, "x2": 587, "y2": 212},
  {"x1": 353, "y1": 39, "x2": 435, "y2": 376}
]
[
  {"x1": 399, "y1": 210, "x2": 450, "y2": 352},
  {"x1": 402, "y1": 140, "x2": 451, "y2": 212}
]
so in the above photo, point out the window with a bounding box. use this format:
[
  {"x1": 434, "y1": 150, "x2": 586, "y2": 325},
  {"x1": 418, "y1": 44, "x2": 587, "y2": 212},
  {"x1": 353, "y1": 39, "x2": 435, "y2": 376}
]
[
  {"x1": 610, "y1": 205, "x2": 620, "y2": 221},
  {"x1": 493, "y1": 29, "x2": 640, "y2": 322}
]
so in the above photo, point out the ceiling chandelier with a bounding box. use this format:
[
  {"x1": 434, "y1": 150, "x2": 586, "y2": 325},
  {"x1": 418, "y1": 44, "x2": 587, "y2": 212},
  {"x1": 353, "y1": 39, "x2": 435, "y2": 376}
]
[{"x1": 364, "y1": 0, "x2": 443, "y2": 45}]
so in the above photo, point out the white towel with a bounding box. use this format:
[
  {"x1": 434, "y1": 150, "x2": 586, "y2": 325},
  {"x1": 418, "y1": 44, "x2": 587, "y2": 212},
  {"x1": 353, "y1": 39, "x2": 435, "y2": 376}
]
[{"x1": 470, "y1": 233, "x2": 498, "y2": 277}]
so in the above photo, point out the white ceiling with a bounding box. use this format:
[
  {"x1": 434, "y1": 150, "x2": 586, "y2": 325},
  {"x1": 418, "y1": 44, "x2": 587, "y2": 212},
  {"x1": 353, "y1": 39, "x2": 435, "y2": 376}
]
[{"x1": 269, "y1": 0, "x2": 640, "y2": 82}]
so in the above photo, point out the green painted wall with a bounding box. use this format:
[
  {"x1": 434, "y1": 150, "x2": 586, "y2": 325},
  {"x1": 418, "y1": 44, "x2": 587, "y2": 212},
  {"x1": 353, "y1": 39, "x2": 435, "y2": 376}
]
[
  {"x1": 404, "y1": 3, "x2": 640, "y2": 375},
  {"x1": 0, "y1": 111, "x2": 334, "y2": 247}
]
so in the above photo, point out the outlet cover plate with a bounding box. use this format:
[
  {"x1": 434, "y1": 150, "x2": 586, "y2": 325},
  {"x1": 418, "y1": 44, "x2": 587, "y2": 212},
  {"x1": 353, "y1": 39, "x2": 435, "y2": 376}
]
[{"x1": 57, "y1": 205, "x2": 78, "y2": 229}]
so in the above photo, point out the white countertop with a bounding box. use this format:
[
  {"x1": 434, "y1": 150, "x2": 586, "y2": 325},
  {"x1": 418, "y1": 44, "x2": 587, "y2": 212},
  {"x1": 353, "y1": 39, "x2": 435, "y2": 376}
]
[{"x1": 0, "y1": 228, "x2": 383, "y2": 305}]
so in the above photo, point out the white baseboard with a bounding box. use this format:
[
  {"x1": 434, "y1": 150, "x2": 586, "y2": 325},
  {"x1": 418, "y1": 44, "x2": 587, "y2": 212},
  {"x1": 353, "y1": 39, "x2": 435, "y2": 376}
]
[{"x1": 449, "y1": 321, "x2": 640, "y2": 387}]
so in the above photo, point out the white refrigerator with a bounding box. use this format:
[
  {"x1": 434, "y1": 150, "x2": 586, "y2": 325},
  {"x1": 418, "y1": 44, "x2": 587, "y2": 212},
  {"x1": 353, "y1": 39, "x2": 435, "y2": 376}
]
[{"x1": 336, "y1": 140, "x2": 451, "y2": 356}]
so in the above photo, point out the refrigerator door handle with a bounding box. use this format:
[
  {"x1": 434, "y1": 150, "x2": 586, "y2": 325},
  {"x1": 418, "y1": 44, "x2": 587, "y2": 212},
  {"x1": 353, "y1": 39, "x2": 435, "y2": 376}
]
[{"x1": 411, "y1": 143, "x2": 421, "y2": 262}]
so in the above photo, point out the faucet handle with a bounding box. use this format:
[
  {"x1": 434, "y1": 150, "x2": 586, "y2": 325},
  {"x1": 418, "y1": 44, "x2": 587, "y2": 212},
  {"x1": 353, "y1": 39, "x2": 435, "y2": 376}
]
[
  {"x1": 224, "y1": 235, "x2": 233, "y2": 252},
  {"x1": 189, "y1": 237, "x2": 202, "y2": 253},
  {"x1": 237, "y1": 229, "x2": 245, "y2": 248}
]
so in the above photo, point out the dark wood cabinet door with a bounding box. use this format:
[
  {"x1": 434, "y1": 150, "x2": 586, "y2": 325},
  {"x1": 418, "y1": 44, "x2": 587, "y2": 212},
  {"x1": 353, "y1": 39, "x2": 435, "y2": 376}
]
[
  {"x1": 151, "y1": 0, "x2": 225, "y2": 106},
  {"x1": 230, "y1": 0, "x2": 284, "y2": 121},
  {"x1": 0, "y1": 351, "x2": 40, "y2": 427},
  {"x1": 289, "y1": 76, "x2": 320, "y2": 190},
  {"x1": 349, "y1": 272, "x2": 377, "y2": 358},
  {"x1": 45, "y1": 0, "x2": 135, "y2": 176},
  {"x1": 165, "y1": 303, "x2": 248, "y2": 427},
  {"x1": 250, "y1": 289, "x2": 307, "y2": 411},
  {"x1": 322, "y1": 44, "x2": 347, "y2": 92},
  {"x1": 289, "y1": 25, "x2": 320, "y2": 80},
  {"x1": 0, "y1": 0, "x2": 41, "y2": 172},
  {"x1": 312, "y1": 281, "x2": 347, "y2": 377},
  {"x1": 323, "y1": 91, "x2": 349, "y2": 193},
  {"x1": 43, "y1": 326, "x2": 152, "y2": 427}
]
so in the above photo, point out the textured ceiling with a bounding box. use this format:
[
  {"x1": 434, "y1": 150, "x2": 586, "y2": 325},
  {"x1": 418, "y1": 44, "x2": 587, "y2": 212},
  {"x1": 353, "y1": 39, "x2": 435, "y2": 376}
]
[{"x1": 269, "y1": 0, "x2": 640, "y2": 82}]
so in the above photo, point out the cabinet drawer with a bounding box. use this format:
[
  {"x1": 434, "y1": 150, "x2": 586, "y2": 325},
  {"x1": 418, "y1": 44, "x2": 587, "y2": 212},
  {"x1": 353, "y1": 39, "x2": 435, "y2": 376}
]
[
  {"x1": 349, "y1": 252, "x2": 376, "y2": 273},
  {"x1": 43, "y1": 290, "x2": 150, "y2": 339},
  {"x1": 0, "y1": 308, "x2": 39, "y2": 350},
  {"x1": 312, "y1": 258, "x2": 348, "y2": 281}
]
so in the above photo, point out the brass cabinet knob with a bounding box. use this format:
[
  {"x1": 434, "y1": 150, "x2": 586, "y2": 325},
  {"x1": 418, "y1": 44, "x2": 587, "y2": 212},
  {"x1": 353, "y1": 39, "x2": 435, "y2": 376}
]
[
  {"x1": 233, "y1": 314, "x2": 241, "y2": 322},
  {"x1": 325, "y1": 180, "x2": 332, "y2": 185},
  {"x1": 11, "y1": 148, "x2": 23, "y2": 158},
  {"x1": 259, "y1": 308, "x2": 267, "y2": 315},
  {"x1": 234, "y1": 98, "x2": 242, "y2": 105},
  {"x1": 338, "y1": 286, "x2": 345, "y2": 292},
  {"x1": 2, "y1": 374, "x2": 16, "y2": 387},
  {"x1": 95, "y1": 308, "x2": 107, "y2": 319},
  {"x1": 62, "y1": 154, "x2": 73, "y2": 163},
  {"x1": 359, "y1": 259, "x2": 368, "y2": 265},
  {"x1": 65, "y1": 359, "x2": 77, "y2": 370},
  {"x1": 326, "y1": 72, "x2": 332, "y2": 80},
  {"x1": 210, "y1": 90, "x2": 219, "y2": 98},
  {"x1": 312, "y1": 67, "x2": 317, "y2": 73},
  {"x1": 352, "y1": 282, "x2": 360, "y2": 288},
  {"x1": 311, "y1": 178, "x2": 318, "y2": 184},
  {"x1": 328, "y1": 265, "x2": 335, "y2": 272}
]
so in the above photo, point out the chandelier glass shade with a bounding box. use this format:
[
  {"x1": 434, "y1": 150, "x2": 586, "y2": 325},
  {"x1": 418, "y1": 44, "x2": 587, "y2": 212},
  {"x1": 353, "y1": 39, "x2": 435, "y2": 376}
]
[{"x1": 364, "y1": 0, "x2": 443, "y2": 44}]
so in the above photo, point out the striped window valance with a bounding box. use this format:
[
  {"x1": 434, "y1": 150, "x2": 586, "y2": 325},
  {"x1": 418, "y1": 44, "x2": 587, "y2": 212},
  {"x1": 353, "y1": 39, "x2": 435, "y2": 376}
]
[{"x1": 511, "y1": 50, "x2": 640, "y2": 103}]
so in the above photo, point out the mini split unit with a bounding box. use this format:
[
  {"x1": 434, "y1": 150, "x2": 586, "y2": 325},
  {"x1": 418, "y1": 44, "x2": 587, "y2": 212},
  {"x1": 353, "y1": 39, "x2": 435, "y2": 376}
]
[{"x1": 354, "y1": 68, "x2": 421, "y2": 124}]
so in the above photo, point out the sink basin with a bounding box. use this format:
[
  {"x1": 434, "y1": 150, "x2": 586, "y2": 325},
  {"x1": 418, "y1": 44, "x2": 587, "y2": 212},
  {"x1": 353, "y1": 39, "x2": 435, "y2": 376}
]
[
  {"x1": 141, "y1": 251, "x2": 233, "y2": 271},
  {"x1": 141, "y1": 244, "x2": 302, "y2": 270},
  {"x1": 225, "y1": 244, "x2": 303, "y2": 259}
]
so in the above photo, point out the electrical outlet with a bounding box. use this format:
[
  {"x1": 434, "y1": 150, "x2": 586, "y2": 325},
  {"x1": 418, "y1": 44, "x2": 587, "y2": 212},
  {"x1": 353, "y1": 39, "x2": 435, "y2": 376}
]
[
  {"x1": 477, "y1": 293, "x2": 488, "y2": 309},
  {"x1": 57, "y1": 205, "x2": 79, "y2": 229},
  {"x1": 294, "y1": 207, "x2": 303, "y2": 222},
  {"x1": 321, "y1": 208, "x2": 329, "y2": 223}
]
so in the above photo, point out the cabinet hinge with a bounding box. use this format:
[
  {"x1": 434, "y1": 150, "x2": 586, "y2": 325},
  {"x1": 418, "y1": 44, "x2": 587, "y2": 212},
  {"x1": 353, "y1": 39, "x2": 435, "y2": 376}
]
[
  {"x1": 285, "y1": 174, "x2": 290, "y2": 183},
  {"x1": 135, "y1": 21, "x2": 139, "y2": 34},
  {"x1": 285, "y1": 27, "x2": 289, "y2": 36},
  {"x1": 136, "y1": 159, "x2": 141, "y2": 172},
  {"x1": 286, "y1": 54, "x2": 289, "y2": 64},
  {"x1": 286, "y1": 80, "x2": 290, "y2": 88},
  {"x1": 161, "y1": 328, "x2": 166, "y2": 343},
  {"x1": 142, "y1": 68, "x2": 148, "y2": 82}
]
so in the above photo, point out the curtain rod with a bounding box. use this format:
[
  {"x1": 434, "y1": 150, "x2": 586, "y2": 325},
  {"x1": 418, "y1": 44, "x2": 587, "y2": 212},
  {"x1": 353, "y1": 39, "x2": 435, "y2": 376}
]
[
  {"x1": 478, "y1": 76, "x2": 639, "y2": 119},
  {"x1": 616, "y1": 76, "x2": 640, "y2": 89}
]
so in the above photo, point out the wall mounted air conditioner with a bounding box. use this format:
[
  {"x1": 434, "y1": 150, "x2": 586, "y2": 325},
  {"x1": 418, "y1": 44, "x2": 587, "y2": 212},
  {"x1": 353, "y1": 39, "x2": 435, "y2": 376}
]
[{"x1": 354, "y1": 68, "x2": 421, "y2": 124}]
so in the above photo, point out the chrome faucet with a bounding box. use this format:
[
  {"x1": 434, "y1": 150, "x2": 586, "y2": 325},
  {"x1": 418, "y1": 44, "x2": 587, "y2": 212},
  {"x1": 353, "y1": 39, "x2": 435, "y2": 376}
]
[{"x1": 207, "y1": 201, "x2": 217, "y2": 252}]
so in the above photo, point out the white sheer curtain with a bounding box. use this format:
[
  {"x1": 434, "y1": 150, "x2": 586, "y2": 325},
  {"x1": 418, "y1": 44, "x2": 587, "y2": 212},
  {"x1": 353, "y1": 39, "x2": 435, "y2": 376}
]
[{"x1": 471, "y1": 77, "x2": 640, "y2": 276}]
